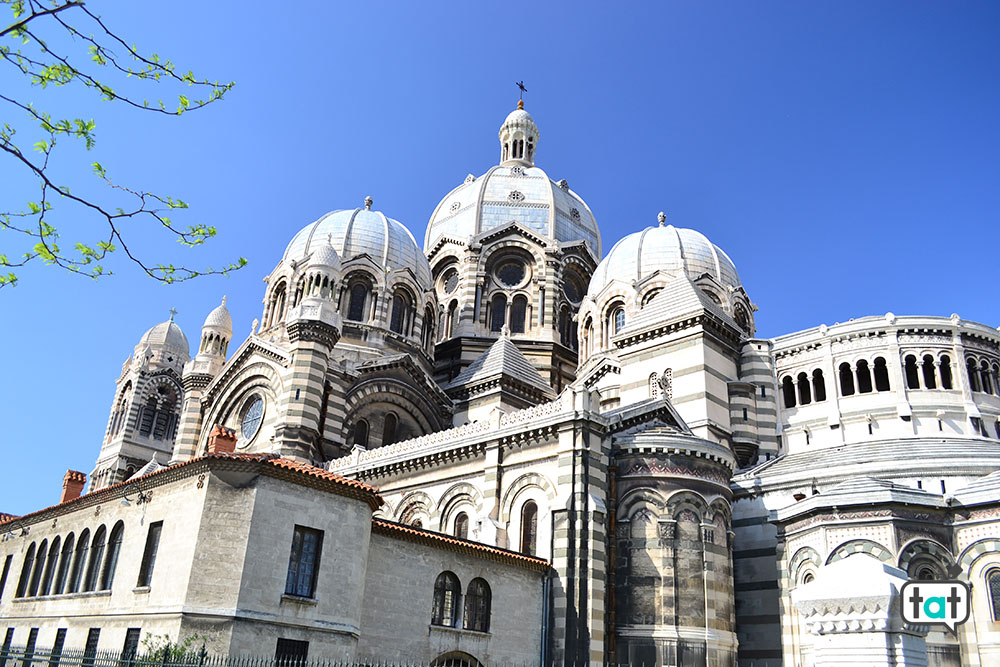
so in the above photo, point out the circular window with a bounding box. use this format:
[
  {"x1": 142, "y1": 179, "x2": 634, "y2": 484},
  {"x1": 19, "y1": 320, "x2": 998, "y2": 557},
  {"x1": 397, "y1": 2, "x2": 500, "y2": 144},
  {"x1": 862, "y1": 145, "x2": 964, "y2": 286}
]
[
  {"x1": 442, "y1": 268, "x2": 459, "y2": 294},
  {"x1": 496, "y1": 261, "x2": 526, "y2": 287},
  {"x1": 240, "y1": 396, "x2": 265, "y2": 443}
]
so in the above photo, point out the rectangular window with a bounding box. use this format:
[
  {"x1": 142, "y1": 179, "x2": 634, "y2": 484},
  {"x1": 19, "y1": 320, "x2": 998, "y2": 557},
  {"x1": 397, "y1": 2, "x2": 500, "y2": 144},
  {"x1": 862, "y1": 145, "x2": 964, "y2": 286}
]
[
  {"x1": 21, "y1": 629, "x2": 38, "y2": 667},
  {"x1": 82, "y1": 628, "x2": 101, "y2": 667},
  {"x1": 284, "y1": 526, "x2": 323, "y2": 598},
  {"x1": 941, "y1": 479, "x2": 947, "y2": 494},
  {"x1": 761, "y1": 386, "x2": 766, "y2": 397},
  {"x1": 742, "y1": 408, "x2": 748, "y2": 422},
  {"x1": 0, "y1": 555, "x2": 11, "y2": 602},
  {"x1": 49, "y1": 629, "x2": 66, "y2": 667},
  {"x1": 2, "y1": 628, "x2": 14, "y2": 667},
  {"x1": 136, "y1": 522, "x2": 162, "y2": 588},
  {"x1": 121, "y1": 628, "x2": 140, "y2": 664},
  {"x1": 274, "y1": 639, "x2": 308, "y2": 663}
]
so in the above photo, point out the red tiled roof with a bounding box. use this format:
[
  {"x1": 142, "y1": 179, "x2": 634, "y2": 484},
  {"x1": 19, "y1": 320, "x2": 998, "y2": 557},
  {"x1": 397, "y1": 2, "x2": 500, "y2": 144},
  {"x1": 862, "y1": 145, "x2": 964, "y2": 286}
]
[
  {"x1": 0, "y1": 452, "x2": 383, "y2": 529},
  {"x1": 372, "y1": 518, "x2": 550, "y2": 572}
]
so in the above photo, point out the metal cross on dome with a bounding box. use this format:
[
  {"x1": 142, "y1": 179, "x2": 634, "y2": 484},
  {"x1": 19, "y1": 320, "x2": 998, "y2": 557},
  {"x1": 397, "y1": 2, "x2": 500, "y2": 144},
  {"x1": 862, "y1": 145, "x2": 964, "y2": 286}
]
[
  {"x1": 516, "y1": 80, "x2": 527, "y2": 100},
  {"x1": 168, "y1": 307, "x2": 178, "y2": 321}
]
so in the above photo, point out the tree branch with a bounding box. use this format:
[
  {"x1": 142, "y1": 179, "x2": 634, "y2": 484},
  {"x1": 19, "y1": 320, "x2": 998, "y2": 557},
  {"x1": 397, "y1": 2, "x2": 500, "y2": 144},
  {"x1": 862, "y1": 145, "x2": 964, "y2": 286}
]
[{"x1": 0, "y1": 1, "x2": 82, "y2": 39}]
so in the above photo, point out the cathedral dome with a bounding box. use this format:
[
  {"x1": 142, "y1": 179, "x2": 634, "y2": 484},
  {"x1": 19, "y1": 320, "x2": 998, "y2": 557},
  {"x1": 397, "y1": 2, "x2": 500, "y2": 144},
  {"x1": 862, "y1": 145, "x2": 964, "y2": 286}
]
[
  {"x1": 306, "y1": 238, "x2": 342, "y2": 270},
  {"x1": 202, "y1": 296, "x2": 233, "y2": 334},
  {"x1": 424, "y1": 104, "x2": 601, "y2": 258},
  {"x1": 587, "y1": 213, "x2": 741, "y2": 298},
  {"x1": 138, "y1": 318, "x2": 190, "y2": 356},
  {"x1": 283, "y1": 197, "x2": 431, "y2": 289}
]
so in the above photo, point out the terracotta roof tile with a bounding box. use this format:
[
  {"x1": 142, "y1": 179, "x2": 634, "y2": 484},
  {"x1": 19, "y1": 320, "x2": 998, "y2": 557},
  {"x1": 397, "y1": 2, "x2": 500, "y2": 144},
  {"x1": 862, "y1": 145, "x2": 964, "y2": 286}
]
[
  {"x1": 372, "y1": 518, "x2": 550, "y2": 571},
  {"x1": 0, "y1": 452, "x2": 383, "y2": 529}
]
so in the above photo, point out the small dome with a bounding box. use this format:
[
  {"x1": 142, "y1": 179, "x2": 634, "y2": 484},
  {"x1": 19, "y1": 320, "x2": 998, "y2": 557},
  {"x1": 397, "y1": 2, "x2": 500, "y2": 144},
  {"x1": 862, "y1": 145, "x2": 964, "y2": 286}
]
[
  {"x1": 203, "y1": 296, "x2": 233, "y2": 334},
  {"x1": 500, "y1": 107, "x2": 538, "y2": 135},
  {"x1": 138, "y1": 318, "x2": 189, "y2": 356},
  {"x1": 283, "y1": 199, "x2": 431, "y2": 289},
  {"x1": 588, "y1": 215, "x2": 741, "y2": 298},
  {"x1": 306, "y1": 237, "x2": 342, "y2": 270}
]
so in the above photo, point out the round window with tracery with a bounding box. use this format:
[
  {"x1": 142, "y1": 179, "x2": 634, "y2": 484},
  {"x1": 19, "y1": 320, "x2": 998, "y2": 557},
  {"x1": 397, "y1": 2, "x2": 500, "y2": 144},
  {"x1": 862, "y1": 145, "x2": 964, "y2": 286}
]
[
  {"x1": 240, "y1": 395, "x2": 264, "y2": 443},
  {"x1": 496, "y1": 261, "x2": 526, "y2": 287},
  {"x1": 442, "y1": 268, "x2": 459, "y2": 294}
]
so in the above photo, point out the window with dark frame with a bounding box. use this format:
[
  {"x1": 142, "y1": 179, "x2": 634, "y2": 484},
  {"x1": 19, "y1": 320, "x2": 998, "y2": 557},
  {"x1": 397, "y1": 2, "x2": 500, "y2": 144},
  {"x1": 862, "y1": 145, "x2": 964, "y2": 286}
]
[
  {"x1": 431, "y1": 571, "x2": 461, "y2": 627},
  {"x1": 988, "y1": 569, "x2": 1000, "y2": 622},
  {"x1": 285, "y1": 526, "x2": 323, "y2": 598},
  {"x1": 2, "y1": 628, "x2": 14, "y2": 667},
  {"x1": 463, "y1": 578, "x2": 491, "y2": 633},
  {"x1": 21, "y1": 629, "x2": 37, "y2": 667},
  {"x1": 0, "y1": 555, "x2": 11, "y2": 602},
  {"x1": 136, "y1": 522, "x2": 162, "y2": 588},
  {"x1": 121, "y1": 628, "x2": 141, "y2": 664},
  {"x1": 274, "y1": 638, "x2": 309, "y2": 664},
  {"x1": 49, "y1": 629, "x2": 67, "y2": 667},
  {"x1": 82, "y1": 629, "x2": 100, "y2": 667}
]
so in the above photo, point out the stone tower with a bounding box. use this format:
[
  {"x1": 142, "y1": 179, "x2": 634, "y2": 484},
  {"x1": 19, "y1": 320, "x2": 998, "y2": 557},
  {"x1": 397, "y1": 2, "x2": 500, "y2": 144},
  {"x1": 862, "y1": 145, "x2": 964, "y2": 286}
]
[{"x1": 91, "y1": 314, "x2": 190, "y2": 490}]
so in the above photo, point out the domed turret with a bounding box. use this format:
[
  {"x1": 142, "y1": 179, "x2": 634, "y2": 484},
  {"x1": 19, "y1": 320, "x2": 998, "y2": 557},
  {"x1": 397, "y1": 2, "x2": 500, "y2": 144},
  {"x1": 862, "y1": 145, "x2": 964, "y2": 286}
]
[
  {"x1": 134, "y1": 313, "x2": 190, "y2": 373},
  {"x1": 499, "y1": 100, "x2": 540, "y2": 167},
  {"x1": 197, "y1": 296, "x2": 232, "y2": 361},
  {"x1": 587, "y1": 212, "x2": 741, "y2": 300}
]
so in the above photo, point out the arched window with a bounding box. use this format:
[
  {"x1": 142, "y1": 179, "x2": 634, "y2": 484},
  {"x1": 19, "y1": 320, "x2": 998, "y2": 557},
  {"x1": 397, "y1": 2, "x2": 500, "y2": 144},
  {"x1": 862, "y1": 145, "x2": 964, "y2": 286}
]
[
  {"x1": 916, "y1": 565, "x2": 936, "y2": 581},
  {"x1": 464, "y1": 578, "x2": 492, "y2": 632},
  {"x1": 68, "y1": 528, "x2": 89, "y2": 593},
  {"x1": 612, "y1": 307, "x2": 625, "y2": 335},
  {"x1": 389, "y1": 293, "x2": 407, "y2": 334},
  {"x1": 352, "y1": 419, "x2": 369, "y2": 449},
  {"x1": 968, "y1": 358, "x2": 982, "y2": 392},
  {"x1": 15, "y1": 542, "x2": 35, "y2": 598},
  {"x1": 510, "y1": 295, "x2": 527, "y2": 334},
  {"x1": 734, "y1": 304, "x2": 750, "y2": 333},
  {"x1": 874, "y1": 357, "x2": 891, "y2": 392},
  {"x1": 583, "y1": 317, "x2": 593, "y2": 357},
  {"x1": 981, "y1": 360, "x2": 994, "y2": 395},
  {"x1": 839, "y1": 362, "x2": 855, "y2": 396},
  {"x1": 53, "y1": 533, "x2": 74, "y2": 595},
  {"x1": 922, "y1": 355, "x2": 937, "y2": 390},
  {"x1": 41, "y1": 536, "x2": 60, "y2": 596},
  {"x1": 29, "y1": 540, "x2": 48, "y2": 596},
  {"x1": 856, "y1": 359, "x2": 873, "y2": 394},
  {"x1": 454, "y1": 512, "x2": 469, "y2": 540},
  {"x1": 520, "y1": 501, "x2": 538, "y2": 556},
  {"x1": 382, "y1": 412, "x2": 398, "y2": 447},
  {"x1": 797, "y1": 372, "x2": 811, "y2": 405},
  {"x1": 987, "y1": 569, "x2": 1000, "y2": 622},
  {"x1": 84, "y1": 526, "x2": 106, "y2": 592},
  {"x1": 431, "y1": 572, "x2": 461, "y2": 627},
  {"x1": 268, "y1": 282, "x2": 287, "y2": 327},
  {"x1": 110, "y1": 382, "x2": 131, "y2": 437},
  {"x1": 812, "y1": 369, "x2": 826, "y2": 402},
  {"x1": 905, "y1": 355, "x2": 920, "y2": 389},
  {"x1": 138, "y1": 396, "x2": 157, "y2": 436},
  {"x1": 802, "y1": 572, "x2": 815, "y2": 585},
  {"x1": 490, "y1": 294, "x2": 507, "y2": 332},
  {"x1": 347, "y1": 281, "x2": 370, "y2": 322},
  {"x1": 447, "y1": 300, "x2": 458, "y2": 338},
  {"x1": 782, "y1": 376, "x2": 796, "y2": 408},
  {"x1": 101, "y1": 522, "x2": 124, "y2": 590}
]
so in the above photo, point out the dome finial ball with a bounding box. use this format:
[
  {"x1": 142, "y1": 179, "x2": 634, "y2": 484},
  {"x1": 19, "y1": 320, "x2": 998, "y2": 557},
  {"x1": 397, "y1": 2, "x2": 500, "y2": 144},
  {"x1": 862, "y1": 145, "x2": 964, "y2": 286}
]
[
  {"x1": 657, "y1": 211, "x2": 666, "y2": 226},
  {"x1": 364, "y1": 196, "x2": 373, "y2": 211}
]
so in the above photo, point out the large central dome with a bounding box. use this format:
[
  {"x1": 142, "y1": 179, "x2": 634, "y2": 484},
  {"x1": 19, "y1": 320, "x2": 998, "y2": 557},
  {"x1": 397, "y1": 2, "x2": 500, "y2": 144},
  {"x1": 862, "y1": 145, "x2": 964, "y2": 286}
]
[{"x1": 424, "y1": 103, "x2": 601, "y2": 258}]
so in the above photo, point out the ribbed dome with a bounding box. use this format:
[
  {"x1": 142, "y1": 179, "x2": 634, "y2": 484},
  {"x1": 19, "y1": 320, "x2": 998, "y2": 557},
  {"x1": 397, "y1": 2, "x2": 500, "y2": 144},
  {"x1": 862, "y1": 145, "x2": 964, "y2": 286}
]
[
  {"x1": 203, "y1": 296, "x2": 233, "y2": 334},
  {"x1": 588, "y1": 216, "x2": 740, "y2": 298},
  {"x1": 283, "y1": 200, "x2": 431, "y2": 289},
  {"x1": 425, "y1": 164, "x2": 601, "y2": 257},
  {"x1": 138, "y1": 318, "x2": 189, "y2": 355},
  {"x1": 307, "y1": 240, "x2": 341, "y2": 270},
  {"x1": 500, "y1": 107, "x2": 538, "y2": 136}
]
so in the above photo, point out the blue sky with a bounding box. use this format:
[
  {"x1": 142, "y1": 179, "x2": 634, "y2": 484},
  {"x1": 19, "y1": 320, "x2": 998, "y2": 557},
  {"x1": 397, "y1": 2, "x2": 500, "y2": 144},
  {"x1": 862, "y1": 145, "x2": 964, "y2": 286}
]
[{"x1": 1, "y1": 1, "x2": 998, "y2": 515}]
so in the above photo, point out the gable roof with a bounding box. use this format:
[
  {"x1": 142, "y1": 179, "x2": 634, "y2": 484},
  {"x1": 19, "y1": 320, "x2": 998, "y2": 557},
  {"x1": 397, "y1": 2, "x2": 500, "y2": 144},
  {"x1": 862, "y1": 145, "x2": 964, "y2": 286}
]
[{"x1": 445, "y1": 335, "x2": 555, "y2": 397}]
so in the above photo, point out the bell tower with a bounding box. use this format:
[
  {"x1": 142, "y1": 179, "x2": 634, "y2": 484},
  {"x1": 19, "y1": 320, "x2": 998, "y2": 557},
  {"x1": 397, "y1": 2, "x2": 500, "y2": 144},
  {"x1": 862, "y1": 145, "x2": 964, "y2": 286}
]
[{"x1": 91, "y1": 314, "x2": 190, "y2": 490}]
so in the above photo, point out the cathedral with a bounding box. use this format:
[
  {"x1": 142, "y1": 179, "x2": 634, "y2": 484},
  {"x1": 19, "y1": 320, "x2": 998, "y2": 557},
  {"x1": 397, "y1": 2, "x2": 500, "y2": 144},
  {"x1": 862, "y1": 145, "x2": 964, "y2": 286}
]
[{"x1": 2, "y1": 102, "x2": 1000, "y2": 667}]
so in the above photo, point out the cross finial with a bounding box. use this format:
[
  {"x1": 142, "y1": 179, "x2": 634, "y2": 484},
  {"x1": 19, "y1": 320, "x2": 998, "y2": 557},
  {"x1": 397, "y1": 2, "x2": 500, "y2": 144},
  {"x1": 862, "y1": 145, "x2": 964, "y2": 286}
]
[
  {"x1": 168, "y1": 307, "x2": 178, "y2": 321},
  {"x1": 516, "y1": 80, "x2": 527, "y2": 103}
]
